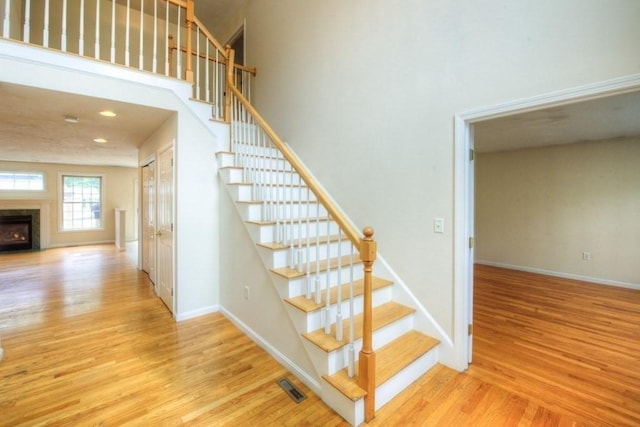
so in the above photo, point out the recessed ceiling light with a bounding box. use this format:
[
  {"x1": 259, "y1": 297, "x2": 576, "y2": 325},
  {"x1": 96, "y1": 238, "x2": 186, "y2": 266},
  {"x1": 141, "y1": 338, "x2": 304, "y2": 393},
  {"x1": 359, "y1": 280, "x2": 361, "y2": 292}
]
[
  {"x1": 64, "y1": 115, "x2": 79, "y2": 123},
  {"x1": 100, "y1": 110, "x2": 117, "y2": 117},
  {"x1": 93, "y1": 138, "x2": 108, "y2": 144}
]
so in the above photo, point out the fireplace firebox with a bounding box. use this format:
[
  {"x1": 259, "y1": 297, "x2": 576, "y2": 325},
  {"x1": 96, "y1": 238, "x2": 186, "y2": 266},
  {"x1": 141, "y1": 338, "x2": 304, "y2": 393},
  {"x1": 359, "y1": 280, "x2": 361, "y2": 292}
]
[
  {"x1": 0, "y1": 215, "x2": 33, "y2": 251},
  {"x1": 0, "y1": 209, "x2": 40, "y2": 252}
]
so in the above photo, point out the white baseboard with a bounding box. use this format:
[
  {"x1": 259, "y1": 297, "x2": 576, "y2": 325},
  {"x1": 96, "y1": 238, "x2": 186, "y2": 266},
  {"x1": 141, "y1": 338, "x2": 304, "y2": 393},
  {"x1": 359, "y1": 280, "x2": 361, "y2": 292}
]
[
  {"x1": 175, "y1": 305, "x2": 219, "y2": 322},
  {"x1": 46, "y1": 240, "x2": 115, "y2": 248},
  {"x1": 476, "y1": 260, "x2": 640, "y2": 290},
  {"x1": 219, "y1": 306, "x2": 321, "y2": 395}
]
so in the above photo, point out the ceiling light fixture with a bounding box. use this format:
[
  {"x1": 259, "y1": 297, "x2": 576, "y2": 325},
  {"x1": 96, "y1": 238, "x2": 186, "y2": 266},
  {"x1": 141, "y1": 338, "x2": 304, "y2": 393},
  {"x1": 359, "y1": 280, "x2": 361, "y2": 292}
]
[
  {"x1": 64, "y1": 115, "x2": 79, "y2": 123},
  {"x1": 93, "y1": 138, "x2": 108, "y2": 144},
  {"x1": 99, "y1": 110, "x2": 117, "y2": 117}
]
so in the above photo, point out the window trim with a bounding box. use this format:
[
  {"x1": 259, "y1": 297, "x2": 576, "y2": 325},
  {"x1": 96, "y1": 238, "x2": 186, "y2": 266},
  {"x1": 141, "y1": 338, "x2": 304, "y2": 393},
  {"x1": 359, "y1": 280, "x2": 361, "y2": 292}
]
[
  {"x1": 58, "y1": 172, "x2": 105, "y2": 232},
  {"x1": 0, "y1": 170, "x2": 46, "y2": 192}
]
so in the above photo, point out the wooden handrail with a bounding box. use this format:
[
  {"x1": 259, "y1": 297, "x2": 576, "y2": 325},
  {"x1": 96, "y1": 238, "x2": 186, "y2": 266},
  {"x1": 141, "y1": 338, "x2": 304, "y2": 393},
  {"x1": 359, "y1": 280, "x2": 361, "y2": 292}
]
[
  {"x1": 192, "y1": 16, "x2": 227, "y2": 56},
  {"x1": 226, "y1": 81, "x2": 363, "y2": 249}
]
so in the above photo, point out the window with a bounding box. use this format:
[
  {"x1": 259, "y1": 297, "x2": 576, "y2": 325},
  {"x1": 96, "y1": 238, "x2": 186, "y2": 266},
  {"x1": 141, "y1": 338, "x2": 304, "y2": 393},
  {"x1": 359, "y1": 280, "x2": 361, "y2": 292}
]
[
  {"x1": 61, "y1": 175, "x2": 103, "y2": 231},
  {"x1": 0, "y1": 171, "x2": 45, "y2": 191}
]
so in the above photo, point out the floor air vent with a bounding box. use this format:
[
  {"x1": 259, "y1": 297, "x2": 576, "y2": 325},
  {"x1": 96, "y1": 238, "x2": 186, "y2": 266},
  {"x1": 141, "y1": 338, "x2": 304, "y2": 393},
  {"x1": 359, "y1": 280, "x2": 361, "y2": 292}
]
[{"x1": 277, "y1": 377, "x2": 307, "y2": 403}]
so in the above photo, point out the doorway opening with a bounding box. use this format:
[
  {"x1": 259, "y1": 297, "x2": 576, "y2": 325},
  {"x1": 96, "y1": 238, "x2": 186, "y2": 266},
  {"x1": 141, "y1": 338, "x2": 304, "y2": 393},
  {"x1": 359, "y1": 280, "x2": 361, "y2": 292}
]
[{"x1": 454, "y1": 73, "x2": 640, "y2": 371}]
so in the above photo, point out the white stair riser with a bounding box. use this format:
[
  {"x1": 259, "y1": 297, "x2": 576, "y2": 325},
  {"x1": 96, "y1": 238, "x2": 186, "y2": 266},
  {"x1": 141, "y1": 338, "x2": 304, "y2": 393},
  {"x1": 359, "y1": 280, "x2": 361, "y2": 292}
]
[
  {"x1": 236, "y1": 202, "x2": 327, "y2": 222},
  {"x1": 229, "y1": 184, "x2": 315, "y2": 203},
  {"x1": 233, "y1": 201, "x2": 327, "y2": 223},
  {"x1": 303, "y1": 313, "x2": 415, "y2": 377},
  {"x1": 321, "y1": 381, "x2": 364, "y2": 427},
  {"x1": 232, "y1": 143, "x2": 282, "y2": 159},
  {"x1": 216, "y1": 152, "x2": 235, "y2": 168},
  {"x1": 236, "y1": 156, "x2": 293, "y2": 172},
  {"x1": 243, "y1": 219, "x2": 340, "y2": 244},
  {"x1": 238, "y1": 169, "x2": 302, "y2": 186},
  {"x1": 285, "y1": 286, "x2": 393, "y2": 334},
  {"x1": 258, "y1": 240, "x2": 355, "y2": 270},
  {"x1": 375, "y1": 347, "x2": 439, "y2": 411},
  {"x1": 272, "y1": 220, "x2": 340, "y2": 243}
]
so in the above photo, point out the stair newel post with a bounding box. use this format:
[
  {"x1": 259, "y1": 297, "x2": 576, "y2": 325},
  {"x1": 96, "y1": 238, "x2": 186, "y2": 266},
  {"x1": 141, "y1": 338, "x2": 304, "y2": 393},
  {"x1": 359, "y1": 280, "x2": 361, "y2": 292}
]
[
  {"x1": 225, "y1": 45, "x2": 235, "y2": 123},
  {"x1": 359, "y1": 226, "x2": 377, "y2": 422},
  {"x1": 185, "y1": 0, "x2": 194, "y2": 82}
]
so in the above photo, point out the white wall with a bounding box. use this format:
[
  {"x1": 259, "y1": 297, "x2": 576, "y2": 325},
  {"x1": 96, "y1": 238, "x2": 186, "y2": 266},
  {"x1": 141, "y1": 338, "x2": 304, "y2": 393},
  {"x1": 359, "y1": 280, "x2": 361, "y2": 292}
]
[
  {"x1": 1, "y1": 40, "x2": 220, "y2": 320},
  {"x1": 218, "y1": 184, "x2": 318, "y2": 386},
  {"x1": 213, "y1": 0, "x2": 640, "y2": 342},
  {"x1": 0, "y1": 160, "x2": 137, "y2": 247},
  {"x1": 475, "y1": 138, "x2": 640, "y2": 287}
]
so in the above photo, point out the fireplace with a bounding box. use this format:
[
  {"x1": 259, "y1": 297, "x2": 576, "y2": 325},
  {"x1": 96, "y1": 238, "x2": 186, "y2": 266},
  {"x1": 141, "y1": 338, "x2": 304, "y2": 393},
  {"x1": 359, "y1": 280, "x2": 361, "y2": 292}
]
[{"x1": 0, "y1": 210, "x2": 40, "y2": 252}]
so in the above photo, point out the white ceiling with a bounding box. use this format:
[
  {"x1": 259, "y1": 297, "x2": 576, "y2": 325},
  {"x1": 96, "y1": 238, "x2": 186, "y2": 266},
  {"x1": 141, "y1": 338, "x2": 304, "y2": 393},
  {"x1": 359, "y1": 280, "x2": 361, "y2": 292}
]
[
  {"x1": 474, "y1": 90, "x2": 640, "y2": 153},
  {"x1": 0, "y1": 82, "x2": 173, "y2": 168}
]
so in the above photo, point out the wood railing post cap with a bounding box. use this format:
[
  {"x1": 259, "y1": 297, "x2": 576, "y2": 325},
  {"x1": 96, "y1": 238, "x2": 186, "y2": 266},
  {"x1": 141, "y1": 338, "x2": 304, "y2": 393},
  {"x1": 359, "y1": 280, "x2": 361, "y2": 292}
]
[{"x1": 363, "y1": 227, "x2": 374, "y2": 239}]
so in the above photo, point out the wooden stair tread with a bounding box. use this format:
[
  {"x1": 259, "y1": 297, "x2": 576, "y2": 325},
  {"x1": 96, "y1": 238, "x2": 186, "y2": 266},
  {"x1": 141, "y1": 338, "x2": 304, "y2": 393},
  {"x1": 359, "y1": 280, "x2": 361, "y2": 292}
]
[
  {"x1": 228, "y1": 182, "x2": 306, "y2": 188},
  {"x1": 322, "y1": 330, "x2": 440, "y2": 401},
  {"x1": 245, "y1": 216, "x2": 329, "y2": 226},
  {"x1": 302, "y1": 302, "x2": 415, "y2": 353},
  {"x1": 284, "y1": 277, "x2": 393, "y2": 312},
  {"x1": 270, "y1": 254, "x2": 362, "y2": 279},
  {"x1": 258, "y1": 233, "x2": 346, "y2": 250}
]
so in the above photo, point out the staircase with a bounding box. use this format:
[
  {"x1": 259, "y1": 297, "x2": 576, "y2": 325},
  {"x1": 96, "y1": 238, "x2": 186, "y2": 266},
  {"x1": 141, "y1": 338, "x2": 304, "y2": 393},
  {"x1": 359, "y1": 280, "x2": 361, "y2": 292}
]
[{"x1": 216, "y1": 89, "x2": 441, "y2": 425}]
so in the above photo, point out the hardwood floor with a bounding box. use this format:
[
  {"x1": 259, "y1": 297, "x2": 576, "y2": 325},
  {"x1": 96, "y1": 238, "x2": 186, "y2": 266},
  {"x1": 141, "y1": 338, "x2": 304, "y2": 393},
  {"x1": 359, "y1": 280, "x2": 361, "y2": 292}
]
[
  {"x1": 469, "y1": 264, "x2": 640, "y2": 427},
  {"x1": 1, "y1": 247, "x2": 638, "y2": 426},
  {"x1": 0, "y1": 245, "x2": 347, "y2": 426}
]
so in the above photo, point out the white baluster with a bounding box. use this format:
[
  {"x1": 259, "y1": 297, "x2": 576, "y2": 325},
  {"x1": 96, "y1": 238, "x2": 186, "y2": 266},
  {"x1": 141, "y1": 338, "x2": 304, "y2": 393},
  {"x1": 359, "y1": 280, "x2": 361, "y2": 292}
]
[
  {"x1": 176, "y1": 5, "x2": 181, "y2": 78},
  {"x1": 314, "y1": 203, "x2": 321, "y2": 305},
  {"x1": 324, "y1": 215, "x2": 332, "y2": 334},
  {"x1": 138, "y1": 0, "x2": 144, "y2": 69},
  {"x1": 61, "y1": 0, "x2": 67, "y2": 51},
  {"x1": 195, "y1": 27, "x2": 200, "y2": 98},
  {"x1": 215, "y1": 48, "x2": 219, "y2": 118},
  {"x1": 348, "y1": 244, "x2": 355, "y2": 377},
  {"x1": 125, "y1": 0, "x2": 130, "y2": 66},
  {"x1": 94, "y1": 0, "x2": 100, "y2": 59},
  {"x1": 43, "y1": 0, "x2": 49, "y2": 47},
  {"x1": 110, "y1": 0, "x2": 115, "y2": 62},
  {"x1": 335, "y1": 232, "x2": 343, "y2": 342},
  {"x1": 152, "y1": 0, "x2": 157, "y2": 72},
  {"x1": 2, "y1": 0, "x2": 10, "y2": 39},
  {"x1": 164, "y1": 0, "x2": 169, "y2": 76},
  {"x1": 305, "y1": 187, "x2": 312, "y2": 299},
  {"x1": 23, "y1": 0, "x2": 31, "y2": 43},
  {"x1": 205, "y1": 41, "x2": 210, "y2": 102},
  {"x1": 297, "y1": 174, "x2": 304, "y2": 273},
  {"x1": 79, "y1": 0, "x2": 84, "y2": 55},
  {"x1": 288, "y1": 167, "x2": 295, "y2": 270}
]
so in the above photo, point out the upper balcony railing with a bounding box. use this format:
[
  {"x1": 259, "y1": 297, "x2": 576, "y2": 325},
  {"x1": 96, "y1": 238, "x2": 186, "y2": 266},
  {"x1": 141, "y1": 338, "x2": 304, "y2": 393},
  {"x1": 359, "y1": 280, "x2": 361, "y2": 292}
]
[{"x1": 0, "y1": 0, "x2": 255, "y2": 121}]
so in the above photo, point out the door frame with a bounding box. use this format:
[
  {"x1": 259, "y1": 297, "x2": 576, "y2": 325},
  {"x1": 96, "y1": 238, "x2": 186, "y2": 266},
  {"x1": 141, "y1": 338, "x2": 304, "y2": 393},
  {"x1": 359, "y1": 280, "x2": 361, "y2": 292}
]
[{"x1": 453, "y1": 73, "x2": 640, "y2": 371}]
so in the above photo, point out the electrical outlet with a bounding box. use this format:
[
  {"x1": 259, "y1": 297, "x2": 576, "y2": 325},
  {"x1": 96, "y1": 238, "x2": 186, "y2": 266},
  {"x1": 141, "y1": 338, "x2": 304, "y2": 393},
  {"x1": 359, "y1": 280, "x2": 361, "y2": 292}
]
[
  {"x1": 582, "y1": 251, "x2": 591, "y2": 261},
  {"x1": 244, "y1": 286, "x2": 250, "y2": 300}
]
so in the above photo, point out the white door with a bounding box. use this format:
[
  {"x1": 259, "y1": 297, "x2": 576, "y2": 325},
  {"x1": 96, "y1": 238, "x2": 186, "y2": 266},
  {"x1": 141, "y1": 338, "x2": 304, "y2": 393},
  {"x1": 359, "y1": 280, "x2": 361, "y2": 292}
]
[
  {"x1": 157, "y1": 146, "x2": 174, "y2": 313},
  {"x1": 142, "y1": 162, "x2": 157, "y2": 286},
  {"x1": 467, "y1": 125, "x2": 476, "y2": 363}
]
